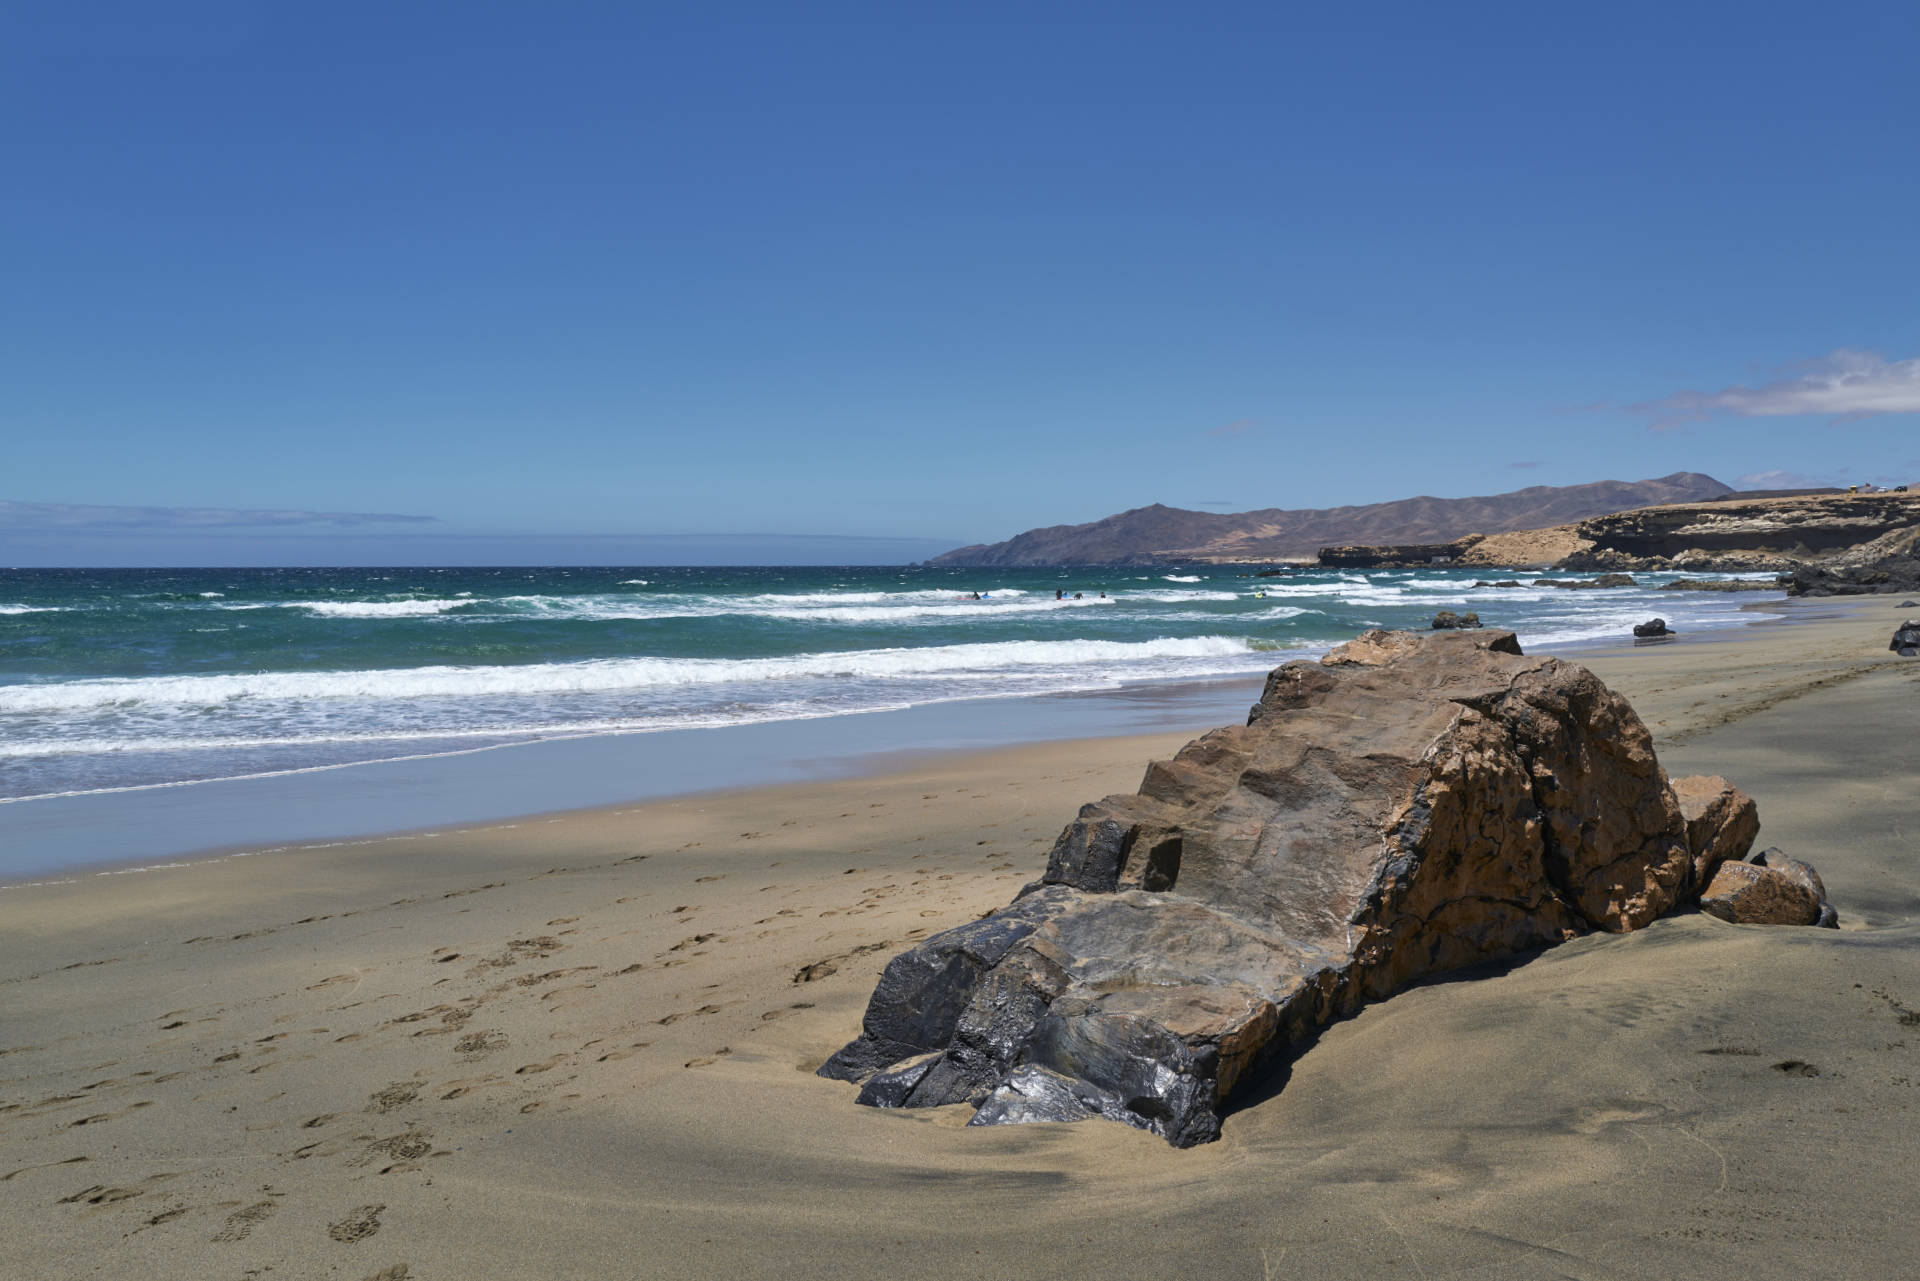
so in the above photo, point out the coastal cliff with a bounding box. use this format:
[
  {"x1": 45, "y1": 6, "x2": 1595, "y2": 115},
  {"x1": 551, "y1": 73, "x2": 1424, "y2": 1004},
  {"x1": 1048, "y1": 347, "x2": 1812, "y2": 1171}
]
[
  {"x1": 1319, "y1": 489, "x2": 1920, "y2": 575},
  {"x1": 931, "y1": 473, "x2": 1733, "y2": 567}
]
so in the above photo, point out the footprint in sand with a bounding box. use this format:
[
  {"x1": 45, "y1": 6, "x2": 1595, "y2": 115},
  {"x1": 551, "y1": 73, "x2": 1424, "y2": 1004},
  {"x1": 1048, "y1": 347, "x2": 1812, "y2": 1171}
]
[
  {"x1": 350, "y1": 1129, "x2": 433, "y2": 1170},
  {"x1": 684, "y1": 1048, "x2": 731, "y2": 1068},
  {"x1": 328, "y1": 1203, "x2": 386, "y2": 1243},
  {"x1": 366, "y1": 1083, "x2": 420, "y2": 1114},
  {"x1": 361, "y1": 1265, "x2": 411, "y2": 1281},
  {"x1": 212, "y1": 1199, "x2": 278, "y2": 1243},
  {"x1": 454, "y1": 1030, "x2": 508, "y2": 1059},
  {"x1": 514, "y1": 1054, "x2": 567, "y2": 1075}
]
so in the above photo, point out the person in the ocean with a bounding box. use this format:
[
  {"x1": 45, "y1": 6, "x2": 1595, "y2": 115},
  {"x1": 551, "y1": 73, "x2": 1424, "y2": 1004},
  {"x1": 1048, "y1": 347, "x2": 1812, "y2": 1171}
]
[{"x1": 1055, "y1": 589, "x2": 1064, "y2": 600}]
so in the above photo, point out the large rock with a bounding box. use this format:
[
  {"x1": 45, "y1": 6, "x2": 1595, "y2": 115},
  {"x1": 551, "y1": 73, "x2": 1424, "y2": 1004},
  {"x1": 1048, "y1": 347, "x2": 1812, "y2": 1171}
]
[
  {"x1": 1891, "y1": 620, "x2": 1920, "y2": 656},
  {"x1": 821, "y1": 630, "x2": 1758, "y2": 1146}
]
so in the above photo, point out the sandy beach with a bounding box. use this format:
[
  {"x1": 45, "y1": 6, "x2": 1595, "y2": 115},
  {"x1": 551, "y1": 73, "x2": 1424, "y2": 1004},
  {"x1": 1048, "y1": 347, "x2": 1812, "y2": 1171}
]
[{"x1": 5, "y1": 600, "x2": 1918, "y2": 1280}]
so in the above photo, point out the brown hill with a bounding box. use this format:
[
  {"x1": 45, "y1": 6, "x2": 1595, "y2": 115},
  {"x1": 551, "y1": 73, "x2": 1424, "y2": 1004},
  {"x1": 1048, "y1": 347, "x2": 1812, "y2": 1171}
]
[{"x1": 930, "y1": 473, "x2": 1734, "y2": 566}]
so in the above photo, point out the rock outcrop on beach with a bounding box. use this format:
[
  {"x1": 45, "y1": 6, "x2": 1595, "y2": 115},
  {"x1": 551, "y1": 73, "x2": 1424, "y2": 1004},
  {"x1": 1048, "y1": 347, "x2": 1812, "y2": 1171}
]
[
  {"x1": 931, "y1": 474, "x2": 1733, "y2": 566},
  {"x1": 821, "y1": 629, "x2": 1760, "y2": 1146}
]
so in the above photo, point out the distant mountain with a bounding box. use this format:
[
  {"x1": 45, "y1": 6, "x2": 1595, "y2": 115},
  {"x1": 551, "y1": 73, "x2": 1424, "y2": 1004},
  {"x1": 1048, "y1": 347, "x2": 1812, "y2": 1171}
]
[{"x1": 930, "y1": 473, "x2": 1735, "y2": 566}]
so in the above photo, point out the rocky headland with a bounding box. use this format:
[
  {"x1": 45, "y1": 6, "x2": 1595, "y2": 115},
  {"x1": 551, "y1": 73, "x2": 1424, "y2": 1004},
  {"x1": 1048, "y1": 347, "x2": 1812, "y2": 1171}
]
[
  {"x1": 931, "y1": 473, "x2": 1732, "y2": 566},
  {"x1": 1319, "y1": 489, "x2": 1920, "y2": 591},
  {"x1": 822, "y1": 629, "x2": 1804, "y2": 1146}
]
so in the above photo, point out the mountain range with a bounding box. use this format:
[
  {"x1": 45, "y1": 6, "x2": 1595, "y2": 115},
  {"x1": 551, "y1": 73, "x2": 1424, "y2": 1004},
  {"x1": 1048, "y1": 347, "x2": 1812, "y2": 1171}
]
[{"x1": 930, "y1": 472, "x2": 1736, "y2": 566}]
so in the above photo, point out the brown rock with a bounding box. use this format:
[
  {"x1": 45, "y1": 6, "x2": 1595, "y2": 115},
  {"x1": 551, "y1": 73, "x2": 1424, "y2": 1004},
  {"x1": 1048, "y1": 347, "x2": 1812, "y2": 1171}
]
[
  {"x1": 1746, "y1": 847, "x2": 1828, "y2": 903},
  {"x1": 1670, "y1": 775, "x2": 1760, "y2": 891},
  {"x1": 1699, "y1": 861, "x2": 1823, "y2": 927},
  {"x1": 823, "y1": 629, "x2": 1703, "y2": 1145}
]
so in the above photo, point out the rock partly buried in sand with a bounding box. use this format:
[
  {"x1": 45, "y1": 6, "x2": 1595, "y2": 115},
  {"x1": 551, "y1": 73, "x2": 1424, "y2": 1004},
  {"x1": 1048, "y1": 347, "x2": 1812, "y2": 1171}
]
[
  {"x1": 1633, "y1": 618, "x2": 1673, "y2": 638},
  {"x1": 1891, "y1": 620, "x2": 1920, "y2": 656},
  {"x1": 821, "y1": 629, "x2": 1759, "y2": 1146},
  {"x1": 1700, "y1": 850, "x2": 1839, "y2": 928},
  {"x1": 1430, "y1": 610, "x2": 1481, "y2": 629}
]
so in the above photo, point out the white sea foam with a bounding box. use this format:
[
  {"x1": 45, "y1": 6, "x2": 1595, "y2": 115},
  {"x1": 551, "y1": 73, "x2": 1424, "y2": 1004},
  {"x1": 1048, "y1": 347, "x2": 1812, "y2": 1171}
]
[
  {"x1": 0, "y1": 604, "x2": 61, "y2": 615},
  {"x1": 619, "y1": 579, "x2": 650, "y2": 585},
  {"x1": 0, "y1": 635, "x2": 1273, "y2": 714},
  {"x1": 300, "y1": 599, "x2": 472, "y2": 618},
  {"x1": 1161, "y1": 574, "x2": 1204, "y2": 582}
]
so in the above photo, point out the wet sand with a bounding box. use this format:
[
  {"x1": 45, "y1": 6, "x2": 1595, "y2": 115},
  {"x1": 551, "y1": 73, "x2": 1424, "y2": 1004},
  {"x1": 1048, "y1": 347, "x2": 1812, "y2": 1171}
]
[{"x1": 3, "y1": 600, "x2": 1917, "y2": 1279}]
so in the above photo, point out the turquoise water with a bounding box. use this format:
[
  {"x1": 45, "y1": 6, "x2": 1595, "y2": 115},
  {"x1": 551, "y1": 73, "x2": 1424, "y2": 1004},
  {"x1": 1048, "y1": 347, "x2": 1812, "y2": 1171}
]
[{"x1": 0, "y1": 564, "x2": 1780, "y2": 803}]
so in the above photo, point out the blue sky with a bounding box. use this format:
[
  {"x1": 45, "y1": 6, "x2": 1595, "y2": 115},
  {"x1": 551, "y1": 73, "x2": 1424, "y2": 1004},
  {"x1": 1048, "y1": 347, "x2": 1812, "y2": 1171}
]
[{"x1": 4, "y1": 2, "x2": 1917, "y2": 565}]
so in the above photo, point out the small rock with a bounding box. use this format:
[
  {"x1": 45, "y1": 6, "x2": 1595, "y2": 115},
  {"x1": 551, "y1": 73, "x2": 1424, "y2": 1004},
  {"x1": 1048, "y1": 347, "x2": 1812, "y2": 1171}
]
[
  {"x1": 1890, "y1": 620, "x2": 1920, "y2": 656},
  {"x1": 1699, "y1": 861, "x2": 1823, "y2": 927},
  {"x1": 1633, "y1": 618, "x2": 1673, "y2": 638},
  {"x1": 1430, "y1": 610, "x2": 1482, "y2": 629}
]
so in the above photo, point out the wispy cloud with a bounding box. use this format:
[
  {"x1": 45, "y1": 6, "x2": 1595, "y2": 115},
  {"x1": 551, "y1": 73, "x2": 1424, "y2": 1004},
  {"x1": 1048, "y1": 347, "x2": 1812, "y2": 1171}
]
[
  {"x1": 1207, "y1": 419, "x2": 1255, "y2": 439},
  {"x1": 0, "y1": 500, "x2": 438, "y2": 530},
  {"x1": 1639, "y1": 350, "x2": 1920, "y2": 429}
]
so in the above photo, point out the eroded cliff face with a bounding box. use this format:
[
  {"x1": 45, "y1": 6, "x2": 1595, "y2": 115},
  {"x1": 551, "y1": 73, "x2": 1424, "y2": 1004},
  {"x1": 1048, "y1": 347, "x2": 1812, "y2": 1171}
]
[
  {"x1": 1573, "y1": 493, "x2": 1920, "y2": 561},
  {"x1": 820, "y1": 630, "x2": 1758, "y2": 1146}
]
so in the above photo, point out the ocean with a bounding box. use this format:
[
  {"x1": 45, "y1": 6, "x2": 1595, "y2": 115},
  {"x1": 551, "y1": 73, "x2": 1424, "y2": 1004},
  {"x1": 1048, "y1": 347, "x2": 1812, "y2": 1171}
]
[{"x1": 0, "y1": 564, "x2": 1782, "y2": 810}]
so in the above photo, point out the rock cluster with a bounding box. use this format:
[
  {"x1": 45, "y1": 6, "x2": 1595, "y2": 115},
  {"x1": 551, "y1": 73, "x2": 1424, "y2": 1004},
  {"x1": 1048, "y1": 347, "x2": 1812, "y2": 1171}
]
[
  {"x1": 1633, "y1": 618, "x2": 1674, "y2": 639},
  {"x1": 1534, "y1": 574, "x2": 1637, "y2": 589},
  {"x1": 1430, "y1": 610, "x2": 1481, "y2": 629},
  {"x1": 1700, "y1": 848, "x2": 1838, "y2": 928},
  {"x1": 821, "y1": 630, "x2": 1765, "y2": 1146},
  {"x1": 1658, "y1": 579, "x2": 1780, "y2": 593}
]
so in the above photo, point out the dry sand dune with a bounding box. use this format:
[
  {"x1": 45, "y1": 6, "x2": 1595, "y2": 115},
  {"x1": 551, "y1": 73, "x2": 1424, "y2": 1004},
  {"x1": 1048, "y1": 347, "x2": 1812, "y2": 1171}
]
[{"x1": 3, "y1": 601, "x2": 1917, "y2": 1279}]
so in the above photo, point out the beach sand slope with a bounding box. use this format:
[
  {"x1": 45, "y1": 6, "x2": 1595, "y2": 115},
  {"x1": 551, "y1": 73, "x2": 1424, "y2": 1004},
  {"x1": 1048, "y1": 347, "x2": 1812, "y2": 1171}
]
[{"x1": 2, "y1": 603, "x2": 1917, "y2": 1279}]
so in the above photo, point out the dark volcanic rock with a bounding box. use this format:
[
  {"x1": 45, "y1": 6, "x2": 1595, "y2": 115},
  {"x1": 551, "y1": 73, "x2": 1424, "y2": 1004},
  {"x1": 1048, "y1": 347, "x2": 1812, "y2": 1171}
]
[
  {"x1": 1890, "y1": 620, "x2": 1920, "y2": 657},
  {"x1": 1430, "y1": 611, "x2": 1481, "y2": 629},
  {"x1": 822, "y1": 629, "x2": 1755, "y2": 1145},
  {"x1": 1633, "y1": 618, "x2": 1673, "y2": 638},
  {"x1": 1659, "y1": 579, "x2": 1779, "y2": 592},
  {"x1": 1534, "y1": 574, "x2": 1637, "y2": 590},
  {"x1": 1789, "y1": 559, "x2": 1920, "y2": 597}
]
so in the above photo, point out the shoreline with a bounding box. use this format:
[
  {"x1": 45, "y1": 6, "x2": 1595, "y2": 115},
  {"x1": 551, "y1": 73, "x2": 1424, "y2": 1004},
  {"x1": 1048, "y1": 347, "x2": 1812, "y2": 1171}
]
[
  {"x1": 0, "y1": 589, "x2": 1799, "y2": 885},
  {"x1": 2, "y1": 593, "x2": 1916, "y2": 1278}
]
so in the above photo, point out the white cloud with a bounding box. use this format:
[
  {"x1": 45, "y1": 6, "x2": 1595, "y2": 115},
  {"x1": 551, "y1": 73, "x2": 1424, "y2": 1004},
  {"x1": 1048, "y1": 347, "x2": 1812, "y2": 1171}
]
[
  {"x1": 0, "y1": 500, "x2": 437, "y2": 530},
  {"x1": 1643, "y1": 350, "x2": 1920, "y2": 429}
]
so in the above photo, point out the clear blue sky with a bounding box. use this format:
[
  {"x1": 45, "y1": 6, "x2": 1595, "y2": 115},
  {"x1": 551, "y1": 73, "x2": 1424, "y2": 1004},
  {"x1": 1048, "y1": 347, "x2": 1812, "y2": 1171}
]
[{"x1": 4, "y1": 1, "x2": 1917, "y2": 565}]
